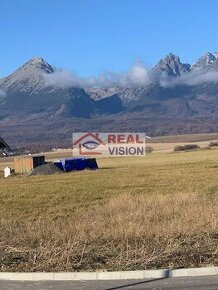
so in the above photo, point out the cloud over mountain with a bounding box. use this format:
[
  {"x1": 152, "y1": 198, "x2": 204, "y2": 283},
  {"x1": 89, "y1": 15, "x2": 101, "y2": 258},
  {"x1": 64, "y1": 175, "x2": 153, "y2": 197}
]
[
  {"x1": 43, "y1": 61, "x2": 150, "y2": 88},
  {"x1": 2, "y1": 51, "x2": 218, "y2": 122},
  {"x1": 160, "y1": 70, "x2": 218, "y2": 87}
]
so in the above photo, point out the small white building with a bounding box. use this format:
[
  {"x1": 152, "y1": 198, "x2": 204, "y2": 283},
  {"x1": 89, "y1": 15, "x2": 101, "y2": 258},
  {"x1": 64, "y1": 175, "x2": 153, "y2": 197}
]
[{"x1": 4, "y1": 167, "x2": 12, "y2": 178}]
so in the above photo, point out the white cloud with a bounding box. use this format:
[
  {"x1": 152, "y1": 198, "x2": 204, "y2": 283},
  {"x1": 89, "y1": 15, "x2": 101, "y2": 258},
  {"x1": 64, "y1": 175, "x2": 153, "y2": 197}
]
[
  {"x1": 43, "y1": 61, "x2": 150, "y2": 88},
  {"x1": 160, "y1": 70, "x2": 218, "y2": 87},
  {"x1": 120, "y1": 61, "x2": 150, "y2": 87},
  {"x1": 45, "y1": 60, "x2": 218, "y2": 89}
]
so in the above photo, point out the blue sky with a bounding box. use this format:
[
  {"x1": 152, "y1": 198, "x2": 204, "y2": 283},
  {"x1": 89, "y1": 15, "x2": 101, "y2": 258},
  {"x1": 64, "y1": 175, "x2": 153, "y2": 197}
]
[{"x1": 1, "y1": 0, "x2": 218, "y2": 78}]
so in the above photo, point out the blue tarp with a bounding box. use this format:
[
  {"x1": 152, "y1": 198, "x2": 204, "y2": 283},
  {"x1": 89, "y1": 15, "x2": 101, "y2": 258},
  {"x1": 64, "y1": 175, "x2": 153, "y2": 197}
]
[{"x1": 54, "y1": 158, "x2": 98, "y2": 172}]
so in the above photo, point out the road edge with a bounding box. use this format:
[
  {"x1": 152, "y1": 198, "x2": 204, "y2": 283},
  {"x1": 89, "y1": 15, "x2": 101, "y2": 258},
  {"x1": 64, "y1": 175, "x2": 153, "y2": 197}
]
[{"x1": 0, "y1": 267, "x2": 218, "y2": 281}]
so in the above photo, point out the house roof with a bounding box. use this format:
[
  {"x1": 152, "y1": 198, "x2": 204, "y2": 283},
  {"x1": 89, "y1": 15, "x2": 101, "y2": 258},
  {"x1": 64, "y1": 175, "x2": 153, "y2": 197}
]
[{"x1": 0, "y1": 137, "x2": 10, "y2": 149}]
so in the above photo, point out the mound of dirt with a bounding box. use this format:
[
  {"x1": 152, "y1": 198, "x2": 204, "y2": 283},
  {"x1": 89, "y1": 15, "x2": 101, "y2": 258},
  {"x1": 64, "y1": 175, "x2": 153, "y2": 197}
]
[{"x1": 29, "y1": 163, "x2": 64, "y2": 176}]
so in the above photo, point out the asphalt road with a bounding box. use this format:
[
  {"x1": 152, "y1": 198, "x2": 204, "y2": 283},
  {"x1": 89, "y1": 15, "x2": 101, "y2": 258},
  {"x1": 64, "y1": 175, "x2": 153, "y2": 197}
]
[{"x1": 0, "y1": 276, "x2": 218, "y2": 290}]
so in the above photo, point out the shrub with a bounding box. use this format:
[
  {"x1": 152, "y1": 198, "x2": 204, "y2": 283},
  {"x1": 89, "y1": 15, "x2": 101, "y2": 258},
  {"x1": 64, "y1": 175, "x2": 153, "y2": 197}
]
[
  {"x1": 145, "y1": 146, "x2": 153, "y2": 154},
  {"x1": 209, "y1": 141, "x2": 218, "y2": 147},
  {"x1": 174, "y1": 144, "x2": 200, "y2": 152}
]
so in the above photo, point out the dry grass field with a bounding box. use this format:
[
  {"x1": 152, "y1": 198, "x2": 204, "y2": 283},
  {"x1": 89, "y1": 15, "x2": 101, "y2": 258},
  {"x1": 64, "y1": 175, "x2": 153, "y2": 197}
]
[
  {"x1": 0, "y1": 146, "x2": 218, "y2": 272},
  {"x1": 147, "y1": 132, "x2": 218, "y2": 143},
  {"x1": 146, "y1": 133, "x2": 218, "y2": 151}
]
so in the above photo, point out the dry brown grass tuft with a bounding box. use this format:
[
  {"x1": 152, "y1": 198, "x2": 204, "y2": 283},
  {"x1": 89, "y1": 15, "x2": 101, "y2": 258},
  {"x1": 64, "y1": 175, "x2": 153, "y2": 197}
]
[{"x1": 0, "y1": 192, "x2": 217, "y2": 272}]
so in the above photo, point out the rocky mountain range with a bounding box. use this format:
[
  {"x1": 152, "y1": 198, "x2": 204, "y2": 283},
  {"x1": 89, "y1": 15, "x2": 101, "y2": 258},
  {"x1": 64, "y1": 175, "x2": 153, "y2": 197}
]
[{"x1": 1, "y1": 52, "x2": 218, "y2": 146}]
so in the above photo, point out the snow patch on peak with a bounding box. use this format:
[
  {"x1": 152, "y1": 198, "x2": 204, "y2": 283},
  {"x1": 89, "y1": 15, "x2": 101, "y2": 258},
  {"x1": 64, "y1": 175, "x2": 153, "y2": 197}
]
[
  {"x1": 212, "y1": 52, "x2": 218, "y2": 59},
  {"x1": 22, "y1": 57, "x2": 55, "y2": 73},
  {"x1": 206, "y1": 52, "x2": 216, "y2": 64}
]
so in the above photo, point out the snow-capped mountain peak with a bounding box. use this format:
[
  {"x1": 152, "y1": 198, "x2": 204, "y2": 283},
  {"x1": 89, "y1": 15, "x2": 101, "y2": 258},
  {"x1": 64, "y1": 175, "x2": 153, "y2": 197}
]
[
  {"x1": 21, "y1": 56, "x2": 55, "y2": 73},
  {"x1": 192, "y1": 52, "x2": 218, "y2": 71},
  {"x1": 0, "y1": 57, "x2": 56, "y2": 94},
  {"x1": 151, "y1": 53, "x2": 191, "y2": 81}
]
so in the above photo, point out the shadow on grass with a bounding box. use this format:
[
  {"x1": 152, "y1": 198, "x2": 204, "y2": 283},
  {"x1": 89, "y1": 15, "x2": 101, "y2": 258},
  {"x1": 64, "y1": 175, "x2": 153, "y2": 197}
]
[{"x1": 100, "y1": 167, "x2": 117, "y2": 170}]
